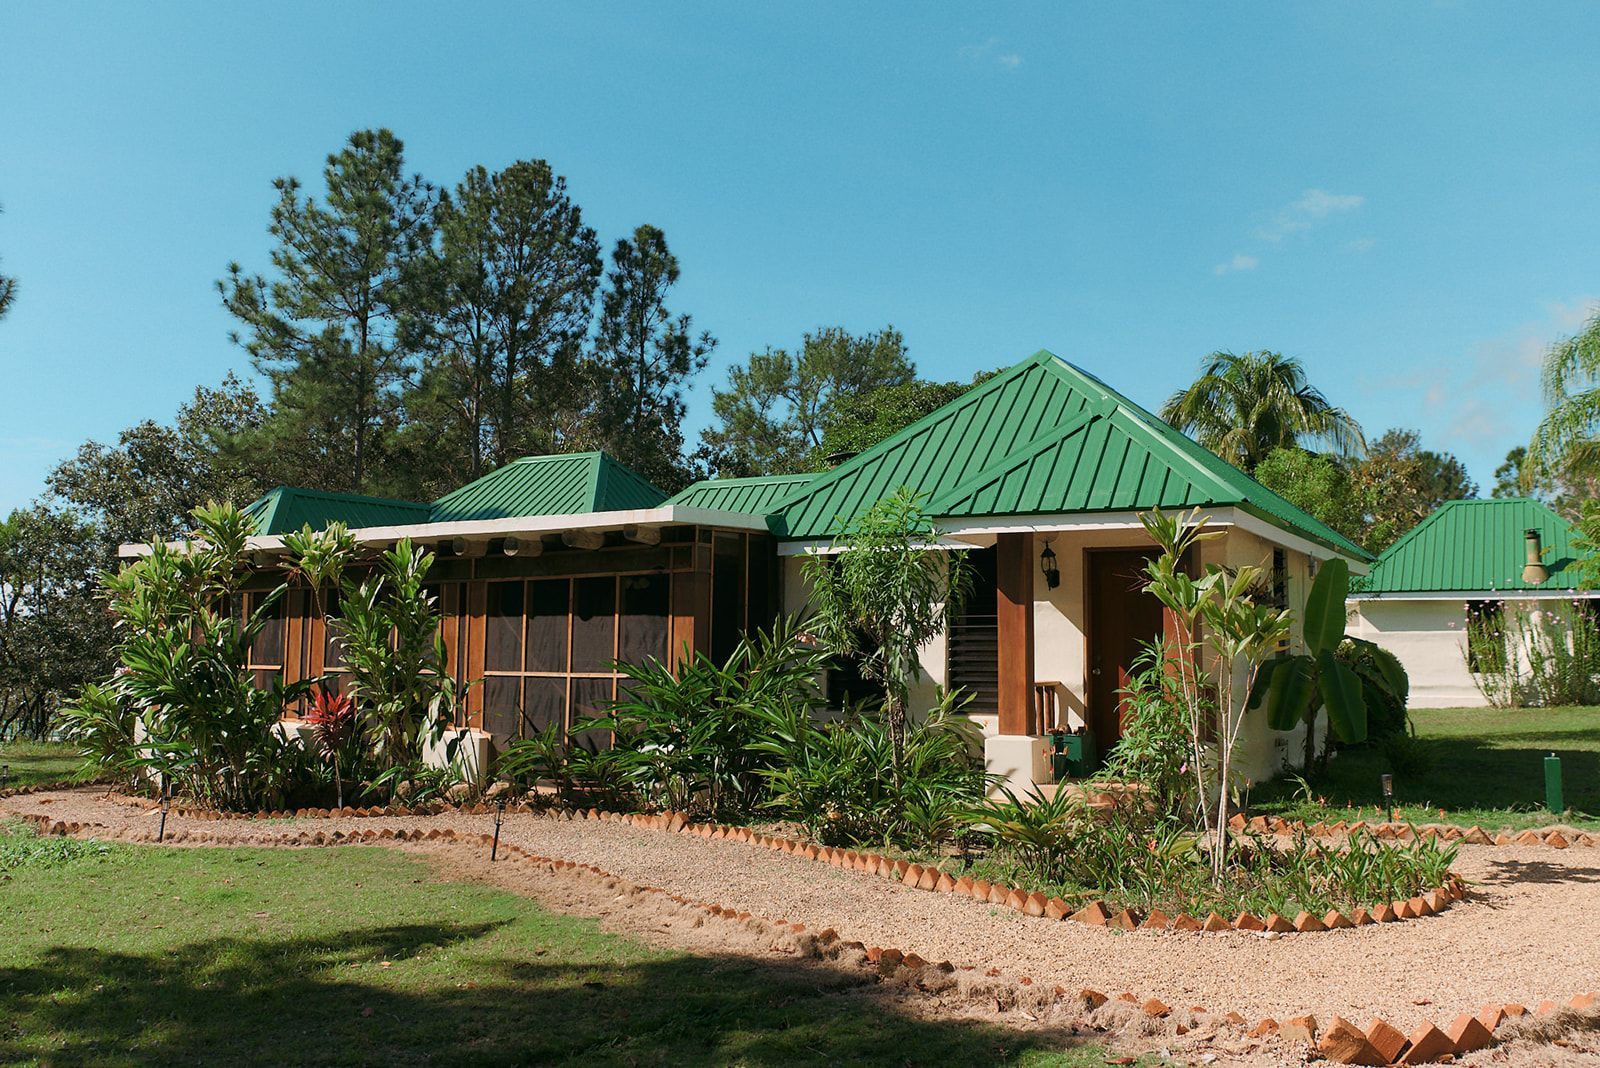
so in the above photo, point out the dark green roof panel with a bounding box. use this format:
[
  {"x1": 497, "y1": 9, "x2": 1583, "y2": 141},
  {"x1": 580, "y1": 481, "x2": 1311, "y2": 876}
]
[
  {"x1": 1356, "y1": 498, "x2": 1579, "y2": 594},
  {"x1": 243, "y1": 487, "x2": 432, "y2": 536},
  {"x1": 664, "y1": 473, "x2": 818, "y2": 516},
  {"x1": 429, "y1": 452, "x2": 665, "y2": 523},
  {"x1": 774, "y1": 351, "x2": 1370, "y2": 559}
]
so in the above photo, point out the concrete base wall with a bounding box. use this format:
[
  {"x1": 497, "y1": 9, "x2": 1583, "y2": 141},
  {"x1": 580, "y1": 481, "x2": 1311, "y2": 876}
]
[{"x1": 1348, "y1": 599, "x2": 1487, "y2": 708}]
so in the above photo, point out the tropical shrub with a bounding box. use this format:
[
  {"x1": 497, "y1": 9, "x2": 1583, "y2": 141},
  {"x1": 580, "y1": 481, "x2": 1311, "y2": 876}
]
[
  {"x1": 1096, "y1": 644, "x2": 1197, "y2": 822},
  {"x1": 756, "y1": 689, "x2": 992, "y2": 849},
  {"x1": 305, "y1": 687, "x2": 361, "y2": 810},
  {"x1": 583, "y1": 619, "x2": 827, "y2": 817},
  {"x1": 56, "y1": 682, "x2": 141, "y2": 789},
  {"x1": 75, "y1": 502, "x2": 314, "y2": 811},
  {"x1": 801, "y1": 487, "x2": 973, "y2": 789}
]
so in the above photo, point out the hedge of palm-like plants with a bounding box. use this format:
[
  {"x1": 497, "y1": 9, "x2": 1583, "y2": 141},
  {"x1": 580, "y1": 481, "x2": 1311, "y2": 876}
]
[{"x1": 59, "y1": 504, "x2": 465, "y2": 811}]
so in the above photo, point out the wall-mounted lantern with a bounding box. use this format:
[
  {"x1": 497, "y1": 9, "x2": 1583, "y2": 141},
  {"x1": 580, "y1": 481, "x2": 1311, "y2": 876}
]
[{"x1": 1040, "y1": 539, "x2": 1060, "y2": 590}]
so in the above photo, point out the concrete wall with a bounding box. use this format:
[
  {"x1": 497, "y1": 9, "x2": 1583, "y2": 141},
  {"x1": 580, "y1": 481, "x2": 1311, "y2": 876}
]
[{"x1": 1347, "y1": 598, "x2": 1488, "y2": 708}]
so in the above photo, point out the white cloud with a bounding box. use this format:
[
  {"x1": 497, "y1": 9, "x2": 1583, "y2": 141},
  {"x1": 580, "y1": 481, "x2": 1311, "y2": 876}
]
[
  {"x1": 1345, "y1": 237, "x2": 1376, "y2": 253},
  {"x1": 961, "y1": 38, "x2": 1023, "y2": 70},
  {"x1": 1420, "y1": 297, "x2": 1599, "y2": 450},
  {"x1": 1257, "y1": 188, "x2": 1366, "y2": 242},
  {"x1": 1212, "y1": 253, "x2": 1259, "y2": 276}
]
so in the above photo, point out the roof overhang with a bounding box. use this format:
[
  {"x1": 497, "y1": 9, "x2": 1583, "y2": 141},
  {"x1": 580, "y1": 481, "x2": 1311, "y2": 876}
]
[
  {"x1": 118, "y1": 505, "x2": 773, "y2": 559},
  {"x1": 1349, "y1": 588, "x2": 1599, "y2": 602},
  {"x1": 778, "y1": 505, "x2": 1370, "y2": 570}
]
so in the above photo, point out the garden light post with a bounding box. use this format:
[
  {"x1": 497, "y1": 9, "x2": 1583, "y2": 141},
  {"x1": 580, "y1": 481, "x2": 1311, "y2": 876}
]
[
  {"x1": 491, "y1": 798, "x2": 506, "y2": 861},
  {"x1": 1, "y1": 764, "x2": 9, "y2": 790},
  {"x1": 1381, "y1": 773, "x2": 1394, "y2": 824},
  {"x1": 157, "y1": 773, "x2": 172, "y2": 843}
]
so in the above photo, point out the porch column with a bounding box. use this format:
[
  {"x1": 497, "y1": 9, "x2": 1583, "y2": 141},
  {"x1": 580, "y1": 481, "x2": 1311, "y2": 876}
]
[{"x1": 995, "y1": 532, "x2": 1036, "y2": 735}]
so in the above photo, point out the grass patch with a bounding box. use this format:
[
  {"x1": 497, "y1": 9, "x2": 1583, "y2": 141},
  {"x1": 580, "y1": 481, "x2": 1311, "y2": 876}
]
[
  {"x1": 0, "y1": 823, "x2": 1129, "y2": 1067},
  {"x1": 1253, "y1": 705, "x2": 1600, "y2": 831},
  {"x1": 0, "y1": 739, "x2": 83, "y2": 789}
]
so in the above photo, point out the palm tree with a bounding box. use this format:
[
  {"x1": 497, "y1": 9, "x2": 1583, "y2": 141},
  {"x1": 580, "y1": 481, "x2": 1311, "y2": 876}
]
[
  {"x1": 1160, "y1": 350, "x2": 1365, "y2": 470},
  {"x1": 1528, "y1": 306, "x2": 1600, "y2": 486}
]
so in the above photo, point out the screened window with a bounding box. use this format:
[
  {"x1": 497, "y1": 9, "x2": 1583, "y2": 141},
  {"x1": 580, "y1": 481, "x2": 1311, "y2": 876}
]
[
  {"x1": 243, "y1": 590, "x2": 285, "y2": 691},
  {"x1": 481, "y1": 573, "x2": 670, "y2": 745}
]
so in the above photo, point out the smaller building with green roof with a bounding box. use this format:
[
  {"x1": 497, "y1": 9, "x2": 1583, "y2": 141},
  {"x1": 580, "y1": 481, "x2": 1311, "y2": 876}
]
[{"x1": 1349, "y1": 497, "x2": 1597, "y2": 707}]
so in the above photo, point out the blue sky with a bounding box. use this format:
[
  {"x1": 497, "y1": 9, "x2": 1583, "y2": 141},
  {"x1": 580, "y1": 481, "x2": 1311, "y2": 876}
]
[{"x1": 2, "y1": 3, "x2": 1597, "y2": 512}]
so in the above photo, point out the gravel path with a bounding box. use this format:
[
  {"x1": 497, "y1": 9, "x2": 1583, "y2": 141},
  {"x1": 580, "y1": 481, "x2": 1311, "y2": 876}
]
[{"x1": 8, "y1": 788, "x2": 1599, "y2": 1035}]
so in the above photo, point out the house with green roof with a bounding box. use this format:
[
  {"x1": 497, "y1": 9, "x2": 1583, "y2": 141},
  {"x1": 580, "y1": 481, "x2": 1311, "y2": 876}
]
[
  {"x1": 1348, "y1": 497, "x2": 1594, "y2": 707},
  {"x1": 125, "y1": 350, "x2": 1371, "y2": 789}
]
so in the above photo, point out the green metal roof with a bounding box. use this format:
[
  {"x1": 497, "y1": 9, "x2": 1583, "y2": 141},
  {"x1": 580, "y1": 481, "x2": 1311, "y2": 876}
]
[
  {"x1": 243, "y1": 486, "x2": 432, "y2": 536},
  {"x1": 429, "y1": 451, "x2": 665, "y2": 523},
  {"x1": 664, "y1": 472, "x2": 818, "y2": 516},
  {"x1": 1355, "y1": 497, "x2": 1580, "y2": 594},
  {"x1": 773, "y1": 350, "x2": 1372, "y2": 559}
]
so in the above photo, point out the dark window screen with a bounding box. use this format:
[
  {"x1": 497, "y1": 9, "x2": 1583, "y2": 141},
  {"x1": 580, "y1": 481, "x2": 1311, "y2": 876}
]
[
  {"x1": 745, "y1": 535, "x2": 773, "y2": 636},
  {"x1": 711, "y1": 533, "x2": 744, "y2": 662},
  {"x1": 483, "y1": 675, "x2": 521, "y2": 744},
  {"x1": 571, "y1": 676, "x2": 614, "y2": 749},
  {"x1": 526, "y1": 579, "x2": 570, "y2": 672},
  {"x1": 522, "y1": 676, "x2": 567, "y2": 737},
  {"x1": 619, "y1": 574, "x2": 670, "y2": 667},
  {"x1": 571, "y1": 577, "x2": 617, "y2": 672},
  {"x1": 250, "y1": 594, "x2": 285, "y2": 667},
  {"x1": 486, "y1": 581, "x2": 524, "y2": 672}
]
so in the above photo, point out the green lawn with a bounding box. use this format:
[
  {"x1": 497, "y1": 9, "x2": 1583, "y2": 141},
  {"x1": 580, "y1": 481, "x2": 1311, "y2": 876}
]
[
  {"x1": 0, "y1": 739, "x2": 83, "y2": 789},
  {"x1": 0, "y1": 822, "x2": 1129, "y2": 1067},
  {"x1": 1253, "y1": 705, "x2": 1600, "y2": 831}
]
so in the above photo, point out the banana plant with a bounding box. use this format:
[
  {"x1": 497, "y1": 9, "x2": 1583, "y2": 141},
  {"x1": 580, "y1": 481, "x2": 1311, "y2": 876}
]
[{"x1": 1250, "y1": 557, "x2": 1408, "y2": 770}]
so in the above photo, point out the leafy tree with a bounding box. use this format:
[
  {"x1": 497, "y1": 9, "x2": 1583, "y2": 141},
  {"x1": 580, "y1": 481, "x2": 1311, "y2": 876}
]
[
  {"x1": 700, "y1": 327, "x2": 913, "y2": 476},
  {"x1": 583, "y1": 225, "x2": 715, "y2": 490},
  {"x1": 1494, "y1": 445, "x2": 1593, "y2": 519},
  {"x1": 220, "y1": 129, "x2": 436, "y2": 496},
  {"x1": 1351, "y1": 428, "x2": 1476, "y2": 551},
  {"x1": 1161, "y1": 350, "x2": 1364, "y2": 471},
  {"x1": 802, "y1": 488, "x2": 973, "y2": 790},
  {"x1": 399, "y1": 160, "x2": 602, "y2": 493},
  {"x1": 1249, "y1": 447, "x2": 1362, "y2": 543},
  {"x1": 47, "y1": 374, "x2": 272, "y2": 547},
  {"x1": 1528, "y1": 304, "x2": 1600, "y2": 488},
  {"x1": 0, "y1": 506, "x2": 111, "y2": 739},
  {"x1": 817, "y1": 372, "x2": 1000, "y2": 465}
]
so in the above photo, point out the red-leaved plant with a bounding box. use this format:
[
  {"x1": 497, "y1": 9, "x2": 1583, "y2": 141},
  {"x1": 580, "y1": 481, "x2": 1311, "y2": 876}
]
[{"x1": 307, "y1": 687, "x2": 359, "y2": 810}]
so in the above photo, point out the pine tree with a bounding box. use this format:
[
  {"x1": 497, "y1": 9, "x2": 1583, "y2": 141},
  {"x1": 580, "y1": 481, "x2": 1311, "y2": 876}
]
[
  {"x1": 399, "y1": 160, "x2": 601, "y2": 492},
  {"x1": 585, "y1": 225, "x2": 715, "y2": 489},
  {"x1": 220, "y1": 129, "x2": 436, "y2": 495},
  {"x1": 700, "y1": 327, "x2": 913, "y2": 477}
]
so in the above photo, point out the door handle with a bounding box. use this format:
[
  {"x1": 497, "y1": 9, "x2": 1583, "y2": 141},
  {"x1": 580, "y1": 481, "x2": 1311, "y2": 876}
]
[{"x1": 1091, "y1": 667, "x2": 1101, "y2": 676}]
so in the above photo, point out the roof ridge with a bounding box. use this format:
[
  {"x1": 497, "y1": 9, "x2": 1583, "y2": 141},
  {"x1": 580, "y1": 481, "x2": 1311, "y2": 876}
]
[
  {"x1": 1036, "y1": 356, "x2": 1370, "y2": 559},
  {"x1": 926, "y1": 403, "x2": 1110, "y2": 514},
  {"x1": 774, "y1": 354, "x2": 1052, "y2": 520}
]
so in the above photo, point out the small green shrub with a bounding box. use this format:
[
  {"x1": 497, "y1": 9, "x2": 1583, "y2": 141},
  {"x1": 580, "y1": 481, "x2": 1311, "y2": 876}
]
[
  {"x1": 1381, "y1": 729, "x2": 1434, "y2": 779},
  {"x1": 0, "y1": 822, "x2": 111, "y2": 874},
  {"x1": 1097, "y1": 644, "x2": 1196, "y2": 821}
]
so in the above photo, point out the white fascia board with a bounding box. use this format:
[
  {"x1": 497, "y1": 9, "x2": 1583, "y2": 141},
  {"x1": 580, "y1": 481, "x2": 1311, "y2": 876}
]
[
  {"x1": 118, "y1": 505, "x2": 770, "y2": 559},
  {"x1": 776, "y1": 505, "x2": 1370, "y2": 570},
  {"x1": 1348, "y1": 588, "x2": 1600, "y2": 602}
]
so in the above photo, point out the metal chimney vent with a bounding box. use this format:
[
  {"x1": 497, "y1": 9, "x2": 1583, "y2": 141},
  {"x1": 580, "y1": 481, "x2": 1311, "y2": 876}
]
[{"x1": 1523, "y1": 528, "x2": 1549, "y2": 584}]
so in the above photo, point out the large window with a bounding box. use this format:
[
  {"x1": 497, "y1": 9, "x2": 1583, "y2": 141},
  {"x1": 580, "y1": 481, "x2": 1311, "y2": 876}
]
[
  {"x1": 481, "y1": 573, "x2": 670, "y2": 744},
  {"x1": 243, "y1": 590, "x2": 285, "y2": 691}
]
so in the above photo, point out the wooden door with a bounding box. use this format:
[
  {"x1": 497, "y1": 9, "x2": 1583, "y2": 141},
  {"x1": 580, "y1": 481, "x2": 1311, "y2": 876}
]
[{"x1": 1086, "y1": 549, "x2": 1165, "y2": 747}]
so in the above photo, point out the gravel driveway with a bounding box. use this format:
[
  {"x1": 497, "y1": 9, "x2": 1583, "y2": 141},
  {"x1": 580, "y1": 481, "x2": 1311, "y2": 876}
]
[{"x1": 7, "y1": 788, "x2": 1598, "y2": 1035}]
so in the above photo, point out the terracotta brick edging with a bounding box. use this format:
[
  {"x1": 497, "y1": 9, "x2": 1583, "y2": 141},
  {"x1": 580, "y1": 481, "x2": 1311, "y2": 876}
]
[
  {"x1": 18, "y1": 812, "x2": 1594, "y2": 1065},
  {"x1": 1230, "y1": 812, "x2": 1597, "y2": 850},
  {"x1": 601, "y1": 809, "x2": 1469, "y2": 938}
]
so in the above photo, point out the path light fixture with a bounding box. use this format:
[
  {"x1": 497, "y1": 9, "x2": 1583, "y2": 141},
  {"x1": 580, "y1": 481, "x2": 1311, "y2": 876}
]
[
  {"x1": 1, "y1": 764, "x2": 9, "y2": 790},
  {"x1": 1040, "y1": 539, "x2": 1060, "y2": 590},
  {"x1": 491, "y1": 797, "x2": 506, "y2": 862},
  {"x1": 158, "y1": 773, "x2": 172, "y2": 843},
  {"x1": 1381, "y1": 773, "x2": 1394, "y2": 824}
]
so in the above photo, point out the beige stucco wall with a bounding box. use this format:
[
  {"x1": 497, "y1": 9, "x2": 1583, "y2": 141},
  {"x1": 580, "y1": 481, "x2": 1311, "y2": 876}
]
[
  {"x1": 1347, "y1": 598, "x2": 1486, "y2": 708},
  {"x1": 782, "y1": 524, "x2": 1328, "y2": 788}
]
